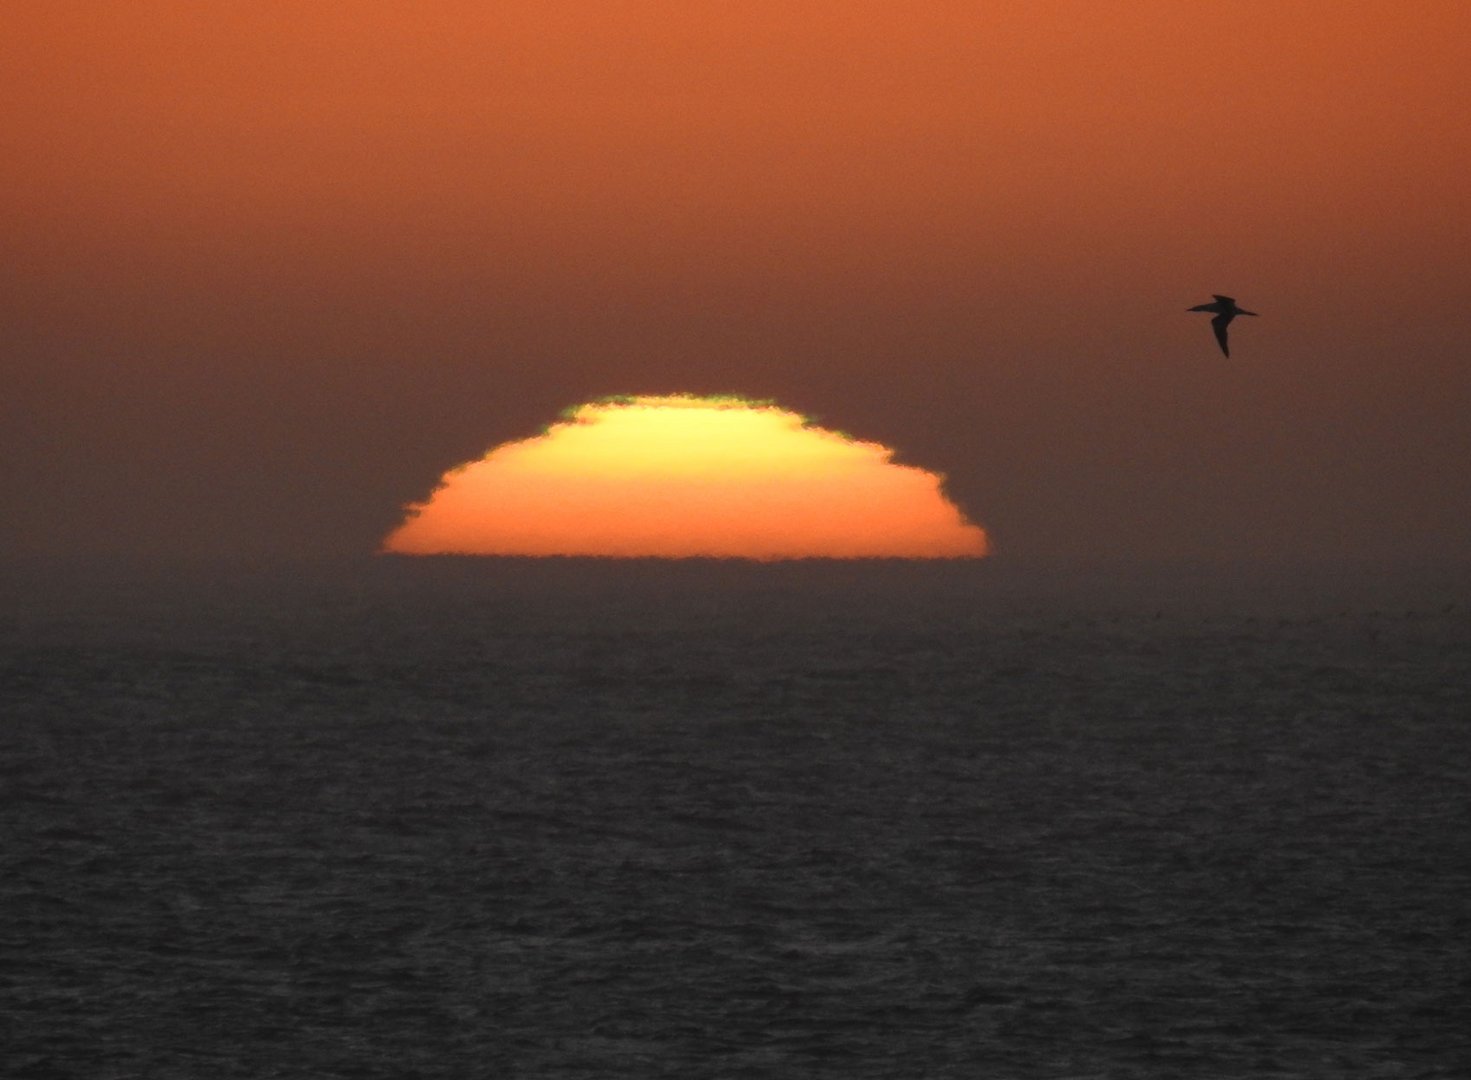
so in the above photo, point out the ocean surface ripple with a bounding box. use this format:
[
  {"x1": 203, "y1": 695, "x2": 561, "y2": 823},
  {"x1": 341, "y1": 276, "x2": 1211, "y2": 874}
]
[{"x1": 2, "y1": 560, "x2": 1468, "y2": 1078}]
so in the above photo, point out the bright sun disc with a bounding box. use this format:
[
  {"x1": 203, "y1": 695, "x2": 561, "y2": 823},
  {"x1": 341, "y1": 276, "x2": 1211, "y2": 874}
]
[{"x1": 382, "y1": 395, "x2": 988, "y2": 560}]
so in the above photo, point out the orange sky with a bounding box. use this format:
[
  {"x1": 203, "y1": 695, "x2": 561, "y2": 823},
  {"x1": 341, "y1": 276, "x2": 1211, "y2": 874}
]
[
  {"x1": 3, "y1": 2, "x2": 1468, "y2": 562},
  {"x1": 8, "y1": 4, "x2": 1465, "y2": 265}
]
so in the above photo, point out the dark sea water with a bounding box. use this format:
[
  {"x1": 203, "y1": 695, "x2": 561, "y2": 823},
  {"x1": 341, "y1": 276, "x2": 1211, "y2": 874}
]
[{"x1": 3, "y1": 558, "x2": 1468, "y2": 1078}]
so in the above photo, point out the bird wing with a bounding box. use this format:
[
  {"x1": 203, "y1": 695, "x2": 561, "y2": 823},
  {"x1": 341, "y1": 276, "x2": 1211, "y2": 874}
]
[
  {"x1": 1212, "y1": 295, "x2": 1235, "y2": 304},
  {"x1": 1210, "y1": 313, "x2": 1233, "y2": 357}
]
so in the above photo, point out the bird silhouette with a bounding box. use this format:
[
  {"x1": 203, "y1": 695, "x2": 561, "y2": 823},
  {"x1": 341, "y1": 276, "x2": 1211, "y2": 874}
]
[{"x1": 1188, "y1": 295, "x2": 1257, "y2": 357}]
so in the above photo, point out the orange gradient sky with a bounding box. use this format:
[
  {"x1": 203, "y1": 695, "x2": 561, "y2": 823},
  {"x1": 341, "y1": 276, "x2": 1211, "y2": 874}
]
[
  {"x1": 384, "y1": 396, "x2": 987, "y2": 559},
  {"x1": 2, "y1": 2, "x2": 1468, "y2": 563}
]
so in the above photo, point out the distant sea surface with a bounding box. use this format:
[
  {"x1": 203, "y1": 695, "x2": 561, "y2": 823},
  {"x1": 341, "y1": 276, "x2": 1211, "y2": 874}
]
[{"x1": 3, "y1": 558, "x2": 1468, "y2": 1078}]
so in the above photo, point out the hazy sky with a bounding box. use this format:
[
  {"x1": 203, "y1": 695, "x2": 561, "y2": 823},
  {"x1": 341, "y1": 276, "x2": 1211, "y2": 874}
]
[{"x1": 4, "y1": 1, "x2": 1468, "y2": 563}]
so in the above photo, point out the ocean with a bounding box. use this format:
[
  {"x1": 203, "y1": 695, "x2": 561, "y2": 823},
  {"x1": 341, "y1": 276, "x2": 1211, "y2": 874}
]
[{"x1": 2, "y1": 557, "x2": 1468, "y2": 1078}]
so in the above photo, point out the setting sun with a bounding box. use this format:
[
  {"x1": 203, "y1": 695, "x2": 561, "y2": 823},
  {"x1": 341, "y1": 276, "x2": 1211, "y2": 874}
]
[{"x1": 382, "y1": 395, "x2": 987, "y2": 559}]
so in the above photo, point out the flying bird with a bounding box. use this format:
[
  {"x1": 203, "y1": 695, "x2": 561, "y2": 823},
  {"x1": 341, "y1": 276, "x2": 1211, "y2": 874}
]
[{"x1": 1188, "y1": 295, "x2": 1258, "y2": 357}]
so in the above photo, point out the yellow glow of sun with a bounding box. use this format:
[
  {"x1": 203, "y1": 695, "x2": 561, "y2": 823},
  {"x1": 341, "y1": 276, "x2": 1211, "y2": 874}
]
[{"x1": 382, "y1": 395, "x2": 988, "y2": 560}]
